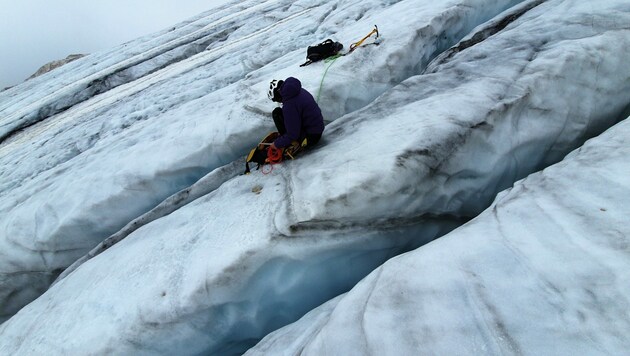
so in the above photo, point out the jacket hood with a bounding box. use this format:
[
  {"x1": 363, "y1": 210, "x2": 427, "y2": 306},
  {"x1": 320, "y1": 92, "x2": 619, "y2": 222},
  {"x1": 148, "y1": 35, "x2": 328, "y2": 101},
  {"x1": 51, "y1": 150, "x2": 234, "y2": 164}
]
[{"x1": 280, "y1": 77, "x2": 301, "y2": 101}]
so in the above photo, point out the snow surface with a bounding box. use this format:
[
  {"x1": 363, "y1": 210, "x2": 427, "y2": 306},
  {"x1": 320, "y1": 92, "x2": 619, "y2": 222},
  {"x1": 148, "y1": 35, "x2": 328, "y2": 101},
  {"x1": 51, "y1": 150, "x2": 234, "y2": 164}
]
[
  {"x1": 1, "y1": 0, "x2": 629, "y2": 354},
  {"x1": 248, "y1": 116, "x2": 630, "y2": 355}
]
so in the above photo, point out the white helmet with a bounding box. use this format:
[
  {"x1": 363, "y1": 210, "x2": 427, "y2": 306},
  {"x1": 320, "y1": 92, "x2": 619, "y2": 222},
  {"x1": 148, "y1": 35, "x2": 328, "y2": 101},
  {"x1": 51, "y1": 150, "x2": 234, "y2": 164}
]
[{"x1": 267, "y1": 79, "x2": 283, "y2": 102}]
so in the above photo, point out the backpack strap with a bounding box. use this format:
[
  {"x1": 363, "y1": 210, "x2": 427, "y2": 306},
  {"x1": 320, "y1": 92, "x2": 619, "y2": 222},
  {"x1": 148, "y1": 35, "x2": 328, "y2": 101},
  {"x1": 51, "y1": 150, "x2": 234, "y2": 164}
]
[{"x1": 244, "y1": 147, "x2": 258, "y2": 174}]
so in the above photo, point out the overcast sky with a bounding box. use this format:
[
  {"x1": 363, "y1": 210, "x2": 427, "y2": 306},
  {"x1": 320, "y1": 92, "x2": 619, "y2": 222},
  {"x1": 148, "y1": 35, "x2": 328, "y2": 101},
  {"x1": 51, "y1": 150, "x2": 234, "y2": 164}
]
[{"x1": 0, "y1": 0, "x2": 231, "y2": 89}]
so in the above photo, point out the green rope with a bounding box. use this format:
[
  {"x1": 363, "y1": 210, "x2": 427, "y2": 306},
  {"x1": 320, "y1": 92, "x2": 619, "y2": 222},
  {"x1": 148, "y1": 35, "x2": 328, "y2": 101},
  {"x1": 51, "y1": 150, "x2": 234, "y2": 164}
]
[{"x1": 316, "y1": 54, "x2": 342, "y2": 103}]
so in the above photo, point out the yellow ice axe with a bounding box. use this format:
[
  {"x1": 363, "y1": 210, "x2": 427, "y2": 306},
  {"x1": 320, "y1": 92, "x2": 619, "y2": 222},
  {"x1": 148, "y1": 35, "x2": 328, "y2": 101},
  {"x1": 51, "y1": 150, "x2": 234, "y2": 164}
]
[{"x1": 348, "y1": 25, "x2": 379, "y2": 53}]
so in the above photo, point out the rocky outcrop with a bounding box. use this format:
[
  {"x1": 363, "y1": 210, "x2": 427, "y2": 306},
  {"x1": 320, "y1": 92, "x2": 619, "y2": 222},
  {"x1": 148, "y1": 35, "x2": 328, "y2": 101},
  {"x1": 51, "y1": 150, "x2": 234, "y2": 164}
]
[{"x1": 27, "y1": 54, "x2": 85, "y2": 80}]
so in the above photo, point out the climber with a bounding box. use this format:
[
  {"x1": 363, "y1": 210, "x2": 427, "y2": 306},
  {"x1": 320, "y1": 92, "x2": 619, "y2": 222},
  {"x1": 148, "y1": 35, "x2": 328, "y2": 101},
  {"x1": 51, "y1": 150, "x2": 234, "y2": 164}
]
[{"x1": 267, "y1": 77, "x2": 324, "y2": 151}]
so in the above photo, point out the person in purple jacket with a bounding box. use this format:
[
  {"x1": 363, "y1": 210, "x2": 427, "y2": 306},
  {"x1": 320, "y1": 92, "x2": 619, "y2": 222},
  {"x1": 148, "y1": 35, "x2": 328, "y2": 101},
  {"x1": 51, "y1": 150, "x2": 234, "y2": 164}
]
[{"x1": 267, "y1": 77, "x2": 324, "y2": 150}]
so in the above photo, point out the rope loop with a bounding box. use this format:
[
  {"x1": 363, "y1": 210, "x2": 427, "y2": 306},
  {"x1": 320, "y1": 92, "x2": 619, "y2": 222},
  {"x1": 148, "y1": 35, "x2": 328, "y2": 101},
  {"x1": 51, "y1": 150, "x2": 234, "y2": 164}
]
[
  {"x1": 262, "y1": 146, "x2": 283, "y2": 174},
  {"x1": 267, "y1": 146, "x2": 283, "y2": 163}
]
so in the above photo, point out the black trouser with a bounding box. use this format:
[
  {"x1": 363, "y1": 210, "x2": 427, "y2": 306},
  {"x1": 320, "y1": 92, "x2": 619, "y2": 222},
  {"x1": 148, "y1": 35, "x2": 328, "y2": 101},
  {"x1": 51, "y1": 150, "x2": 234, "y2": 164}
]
[{"x1": 272, "y1": 107, "x2": 321, "y2": 147}]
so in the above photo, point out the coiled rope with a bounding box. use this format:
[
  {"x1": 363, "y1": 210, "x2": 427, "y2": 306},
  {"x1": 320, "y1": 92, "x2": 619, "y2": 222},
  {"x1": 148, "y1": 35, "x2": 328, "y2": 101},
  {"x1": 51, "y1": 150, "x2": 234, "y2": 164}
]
[{"x1": 262, "y1": 146, "x2": 283, "y2": 174}]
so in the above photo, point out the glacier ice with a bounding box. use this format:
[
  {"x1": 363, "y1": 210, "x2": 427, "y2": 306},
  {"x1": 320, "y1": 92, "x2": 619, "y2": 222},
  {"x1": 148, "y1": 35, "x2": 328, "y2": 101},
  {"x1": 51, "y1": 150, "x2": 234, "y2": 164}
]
[
  {"x1": 0, "y1": 0, "x2": 526, "y2": 323},
  {"x1": 1, "y1": 0, "x2": 629, "y2": 354},
  {"x1": 248, "y1": 115, "x2": 630, "y2": 355}
]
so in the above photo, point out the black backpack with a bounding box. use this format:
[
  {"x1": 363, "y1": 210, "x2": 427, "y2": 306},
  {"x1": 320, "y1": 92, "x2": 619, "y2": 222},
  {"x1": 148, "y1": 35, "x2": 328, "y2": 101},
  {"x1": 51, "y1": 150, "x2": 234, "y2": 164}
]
[{"x1": 300, "y1": 39, "x2": 344, "y2": 67}]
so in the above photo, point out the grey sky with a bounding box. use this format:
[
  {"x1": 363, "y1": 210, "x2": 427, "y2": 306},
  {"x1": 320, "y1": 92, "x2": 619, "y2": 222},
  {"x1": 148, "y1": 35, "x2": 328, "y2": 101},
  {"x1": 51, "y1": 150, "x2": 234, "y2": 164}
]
[{"x1": 0, "y1": 0, "x2": 231, "y2": 89}]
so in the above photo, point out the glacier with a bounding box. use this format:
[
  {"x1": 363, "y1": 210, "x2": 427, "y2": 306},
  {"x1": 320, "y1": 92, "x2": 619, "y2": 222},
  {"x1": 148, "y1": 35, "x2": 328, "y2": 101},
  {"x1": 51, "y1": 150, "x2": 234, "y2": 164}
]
[
  {"x1": 248, "y1": 116, "x2": 630, "y2": 355},
  {"x1": 1, "y1": 0, "x2": 629, "y2": 354},
  {"x1": 0, "y1": 0, "x2": 527, "y2": 325}
]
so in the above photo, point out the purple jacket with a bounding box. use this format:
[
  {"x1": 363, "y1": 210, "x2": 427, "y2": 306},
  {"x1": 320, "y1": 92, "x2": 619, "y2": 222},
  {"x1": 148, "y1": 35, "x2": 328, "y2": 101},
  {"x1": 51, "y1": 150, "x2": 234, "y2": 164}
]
[{"x1": 274, "y1": 77, "x2": 325, "y2": 148}]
